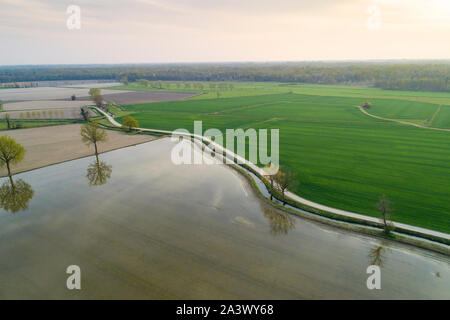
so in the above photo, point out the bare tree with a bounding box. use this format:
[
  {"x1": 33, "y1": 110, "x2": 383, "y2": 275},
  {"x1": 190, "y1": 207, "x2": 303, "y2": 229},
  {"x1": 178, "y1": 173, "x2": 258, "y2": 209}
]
[
  {"x1": 375, "y1": 195, "x2": 393, "y2": 234},
  {"x1": 264, "y1": 163, "x2": 278, "y2": 200},
  {"x1": 80, "y1": 106, "x2": 90, "y2": 121},
  {"x1": 275, "y1": 167, "x2": 297, "y2": 206}
]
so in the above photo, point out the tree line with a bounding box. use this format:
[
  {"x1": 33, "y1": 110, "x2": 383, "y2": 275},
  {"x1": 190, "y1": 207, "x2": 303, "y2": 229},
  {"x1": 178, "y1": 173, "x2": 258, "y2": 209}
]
[{"x1": 2, "y1": 61, "x2": 450, "y2": 92}]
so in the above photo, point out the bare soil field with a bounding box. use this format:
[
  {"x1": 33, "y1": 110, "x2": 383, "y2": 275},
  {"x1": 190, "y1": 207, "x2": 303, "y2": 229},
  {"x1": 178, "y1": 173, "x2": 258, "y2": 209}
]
[
  {"x1": 78, "y1": 91, "x2": 196, "y2": 105},
  {"x1": 0, "y1": 87, "x2": 128, "y2": 102},
  {"x1": 63, "y1": 82, "x2": 122, "y2": 88},
  {"x1": 0, "y1": 124, "x2": 157, "y2": 177},
  {"x1": 2, "y1": 100, "x2": 88, "y2": 111}
]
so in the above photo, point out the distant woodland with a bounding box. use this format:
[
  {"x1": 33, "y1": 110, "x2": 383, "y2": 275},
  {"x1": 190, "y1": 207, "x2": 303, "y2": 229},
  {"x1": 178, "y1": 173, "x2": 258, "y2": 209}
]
[{"x1": 1, "y1": 61, "x2": 450, "y2": 92}]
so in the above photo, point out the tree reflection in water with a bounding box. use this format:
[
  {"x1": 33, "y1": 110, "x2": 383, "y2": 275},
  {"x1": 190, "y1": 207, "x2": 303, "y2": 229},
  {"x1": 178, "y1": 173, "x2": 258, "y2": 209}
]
[
  {"x1": 86, "y1": 158, "x2": 112, "y2": 186},
  {"x1": 0, "y1": 179, "x2": 34, "y2": 213},
  {"x1": 263, "y1": 206, "x2": 295, "y2": 235},
  {"x1": 368, "y1": 243, "x2": 388, "y2": 267}
]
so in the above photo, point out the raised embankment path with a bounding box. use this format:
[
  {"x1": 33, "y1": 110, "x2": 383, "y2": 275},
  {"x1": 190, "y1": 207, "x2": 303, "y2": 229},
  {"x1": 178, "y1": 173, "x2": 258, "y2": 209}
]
[{"x1": 95, "y1": 107, "x2": 450, "y2": 242}]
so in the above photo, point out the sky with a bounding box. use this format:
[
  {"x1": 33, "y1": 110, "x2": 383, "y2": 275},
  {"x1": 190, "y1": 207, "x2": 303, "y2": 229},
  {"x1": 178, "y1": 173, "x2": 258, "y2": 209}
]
[{"x1": 1, "y1": 0, "x2": 450, "y2": 65}]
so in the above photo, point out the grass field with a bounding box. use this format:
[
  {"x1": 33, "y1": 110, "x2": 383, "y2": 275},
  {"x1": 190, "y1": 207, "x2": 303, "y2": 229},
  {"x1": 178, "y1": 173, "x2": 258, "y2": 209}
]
[
  {"x1": 111, "y1": 82, "x2": 450, "y2": 104},
  {"x1": 431, "y1": 105, "x2": 450, "y2": 128},
  {"x1": 111, "y1": 82, "x2": 450, "y2": 233}
]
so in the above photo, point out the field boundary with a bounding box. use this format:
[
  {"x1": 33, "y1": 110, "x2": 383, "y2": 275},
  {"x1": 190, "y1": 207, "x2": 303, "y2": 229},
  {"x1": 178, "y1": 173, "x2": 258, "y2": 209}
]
[
  {"x1": 429, "y1": 104, "x2": 442, "y2": 125},
  {"x1": 358, "y1": 106, "x2": 450, "y2": 132},
  {"x1": 95, "y1": 107, "x2": 450, "y2": 244}
]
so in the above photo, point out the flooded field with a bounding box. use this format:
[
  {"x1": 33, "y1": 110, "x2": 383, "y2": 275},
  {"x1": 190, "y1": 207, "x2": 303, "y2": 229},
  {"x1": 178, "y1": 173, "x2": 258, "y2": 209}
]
[{"x1": 0, "y1": 138, "x2": 448, "y2": 299}]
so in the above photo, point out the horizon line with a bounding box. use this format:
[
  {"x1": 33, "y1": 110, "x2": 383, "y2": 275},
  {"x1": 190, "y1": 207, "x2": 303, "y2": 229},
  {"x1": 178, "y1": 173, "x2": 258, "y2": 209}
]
[{"x1": 2, "y1": 58, "x2": 450, "y2": 68}]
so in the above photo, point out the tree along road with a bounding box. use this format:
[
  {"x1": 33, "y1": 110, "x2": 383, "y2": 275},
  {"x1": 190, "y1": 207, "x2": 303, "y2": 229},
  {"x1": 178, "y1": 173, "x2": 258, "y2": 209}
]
[{"x1": 95, "y1": 107, "x2": 450, "y2": 241}]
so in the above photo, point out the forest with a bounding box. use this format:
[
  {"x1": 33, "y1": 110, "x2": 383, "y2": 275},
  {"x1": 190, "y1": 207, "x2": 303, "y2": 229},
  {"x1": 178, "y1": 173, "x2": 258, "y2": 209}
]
[{"x1": 1, "y1": 61, "x2": 450, "y2": 92}]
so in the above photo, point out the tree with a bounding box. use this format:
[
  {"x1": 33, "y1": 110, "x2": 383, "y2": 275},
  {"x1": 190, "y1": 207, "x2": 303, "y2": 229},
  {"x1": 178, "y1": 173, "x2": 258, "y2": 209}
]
[
  {"x1": 4, "y1": 113, "x2": 11, "y2": 129},
  {"x1": 80, "y1": 106, "x2": 90, "y2": 121},
  {"x1": 137, "y1": 79, "x2": 150, "y2": 87},
  {"x1": 375, "y1": 195, "x2": 393, "y2": 234},
  {"x1": 362, "y1": 101, "x2": 372, "y2": 109},
  {"x1": 264, "y1": 163, "x2": 278, "y2": 200},
  {"x1": 120, "y1": 76, "x2": 129, "y2": 85},
  {"x1": 122, "y1": 116, "x2": 138, "y2": 131},
  {"x1": 88, "y1": 88, "x2": 103, "y2": 108},
  {"x1": 275, "y1": 167, "x2": 297, "y2": 205},
  {"x1": 0, "y1": 135, "x2": 25, "y2": 187},
  {"x1": 80, "y1": 123, "x2": 108, "y2": 160},
  {"x1": 104, "y1": 101, "x2": 115, "y2": 113}
]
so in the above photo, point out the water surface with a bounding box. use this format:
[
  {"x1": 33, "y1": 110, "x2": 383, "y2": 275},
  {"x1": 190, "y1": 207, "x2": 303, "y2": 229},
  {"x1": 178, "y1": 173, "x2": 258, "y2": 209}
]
[{"x1": 0, "y1": 138, "x2": 448, "y2": 299}]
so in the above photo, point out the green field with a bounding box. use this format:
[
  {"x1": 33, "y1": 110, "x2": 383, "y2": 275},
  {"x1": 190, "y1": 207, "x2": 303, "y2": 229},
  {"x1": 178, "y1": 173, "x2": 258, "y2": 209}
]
[
  {"x1": 111, "y1": 82, "x2": 450, "y2": 233},
  {"x1": 111, "y1": 82, "x2": 450, "y2": 104},
  {"x1": 431, "y1": 106, "x2": 450, "y2": 128}
]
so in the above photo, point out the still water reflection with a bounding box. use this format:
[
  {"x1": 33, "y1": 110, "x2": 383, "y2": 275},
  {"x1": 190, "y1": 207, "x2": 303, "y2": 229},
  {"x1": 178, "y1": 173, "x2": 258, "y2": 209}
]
[
  {"x1": 262, "y1": 206, "x2": 295, "y2": 236},
  {"x1": 0, "y1": 178, "x2": 34, "y2": 213},
  {"x1": 0, "y1": 138, "x2": 448, "y2": 299},
  {"x1": 86, "y1": 158, "x2": 112, "y2": 187},
  {"x1": 368, "y1": 243, "x2": 388, "y2": 267}
]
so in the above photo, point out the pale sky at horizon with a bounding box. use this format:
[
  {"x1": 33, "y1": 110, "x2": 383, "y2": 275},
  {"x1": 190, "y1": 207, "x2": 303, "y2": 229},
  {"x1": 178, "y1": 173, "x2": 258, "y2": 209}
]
[{"x1": 1, "y1": 0, "x2": 450, "y2": 65}]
